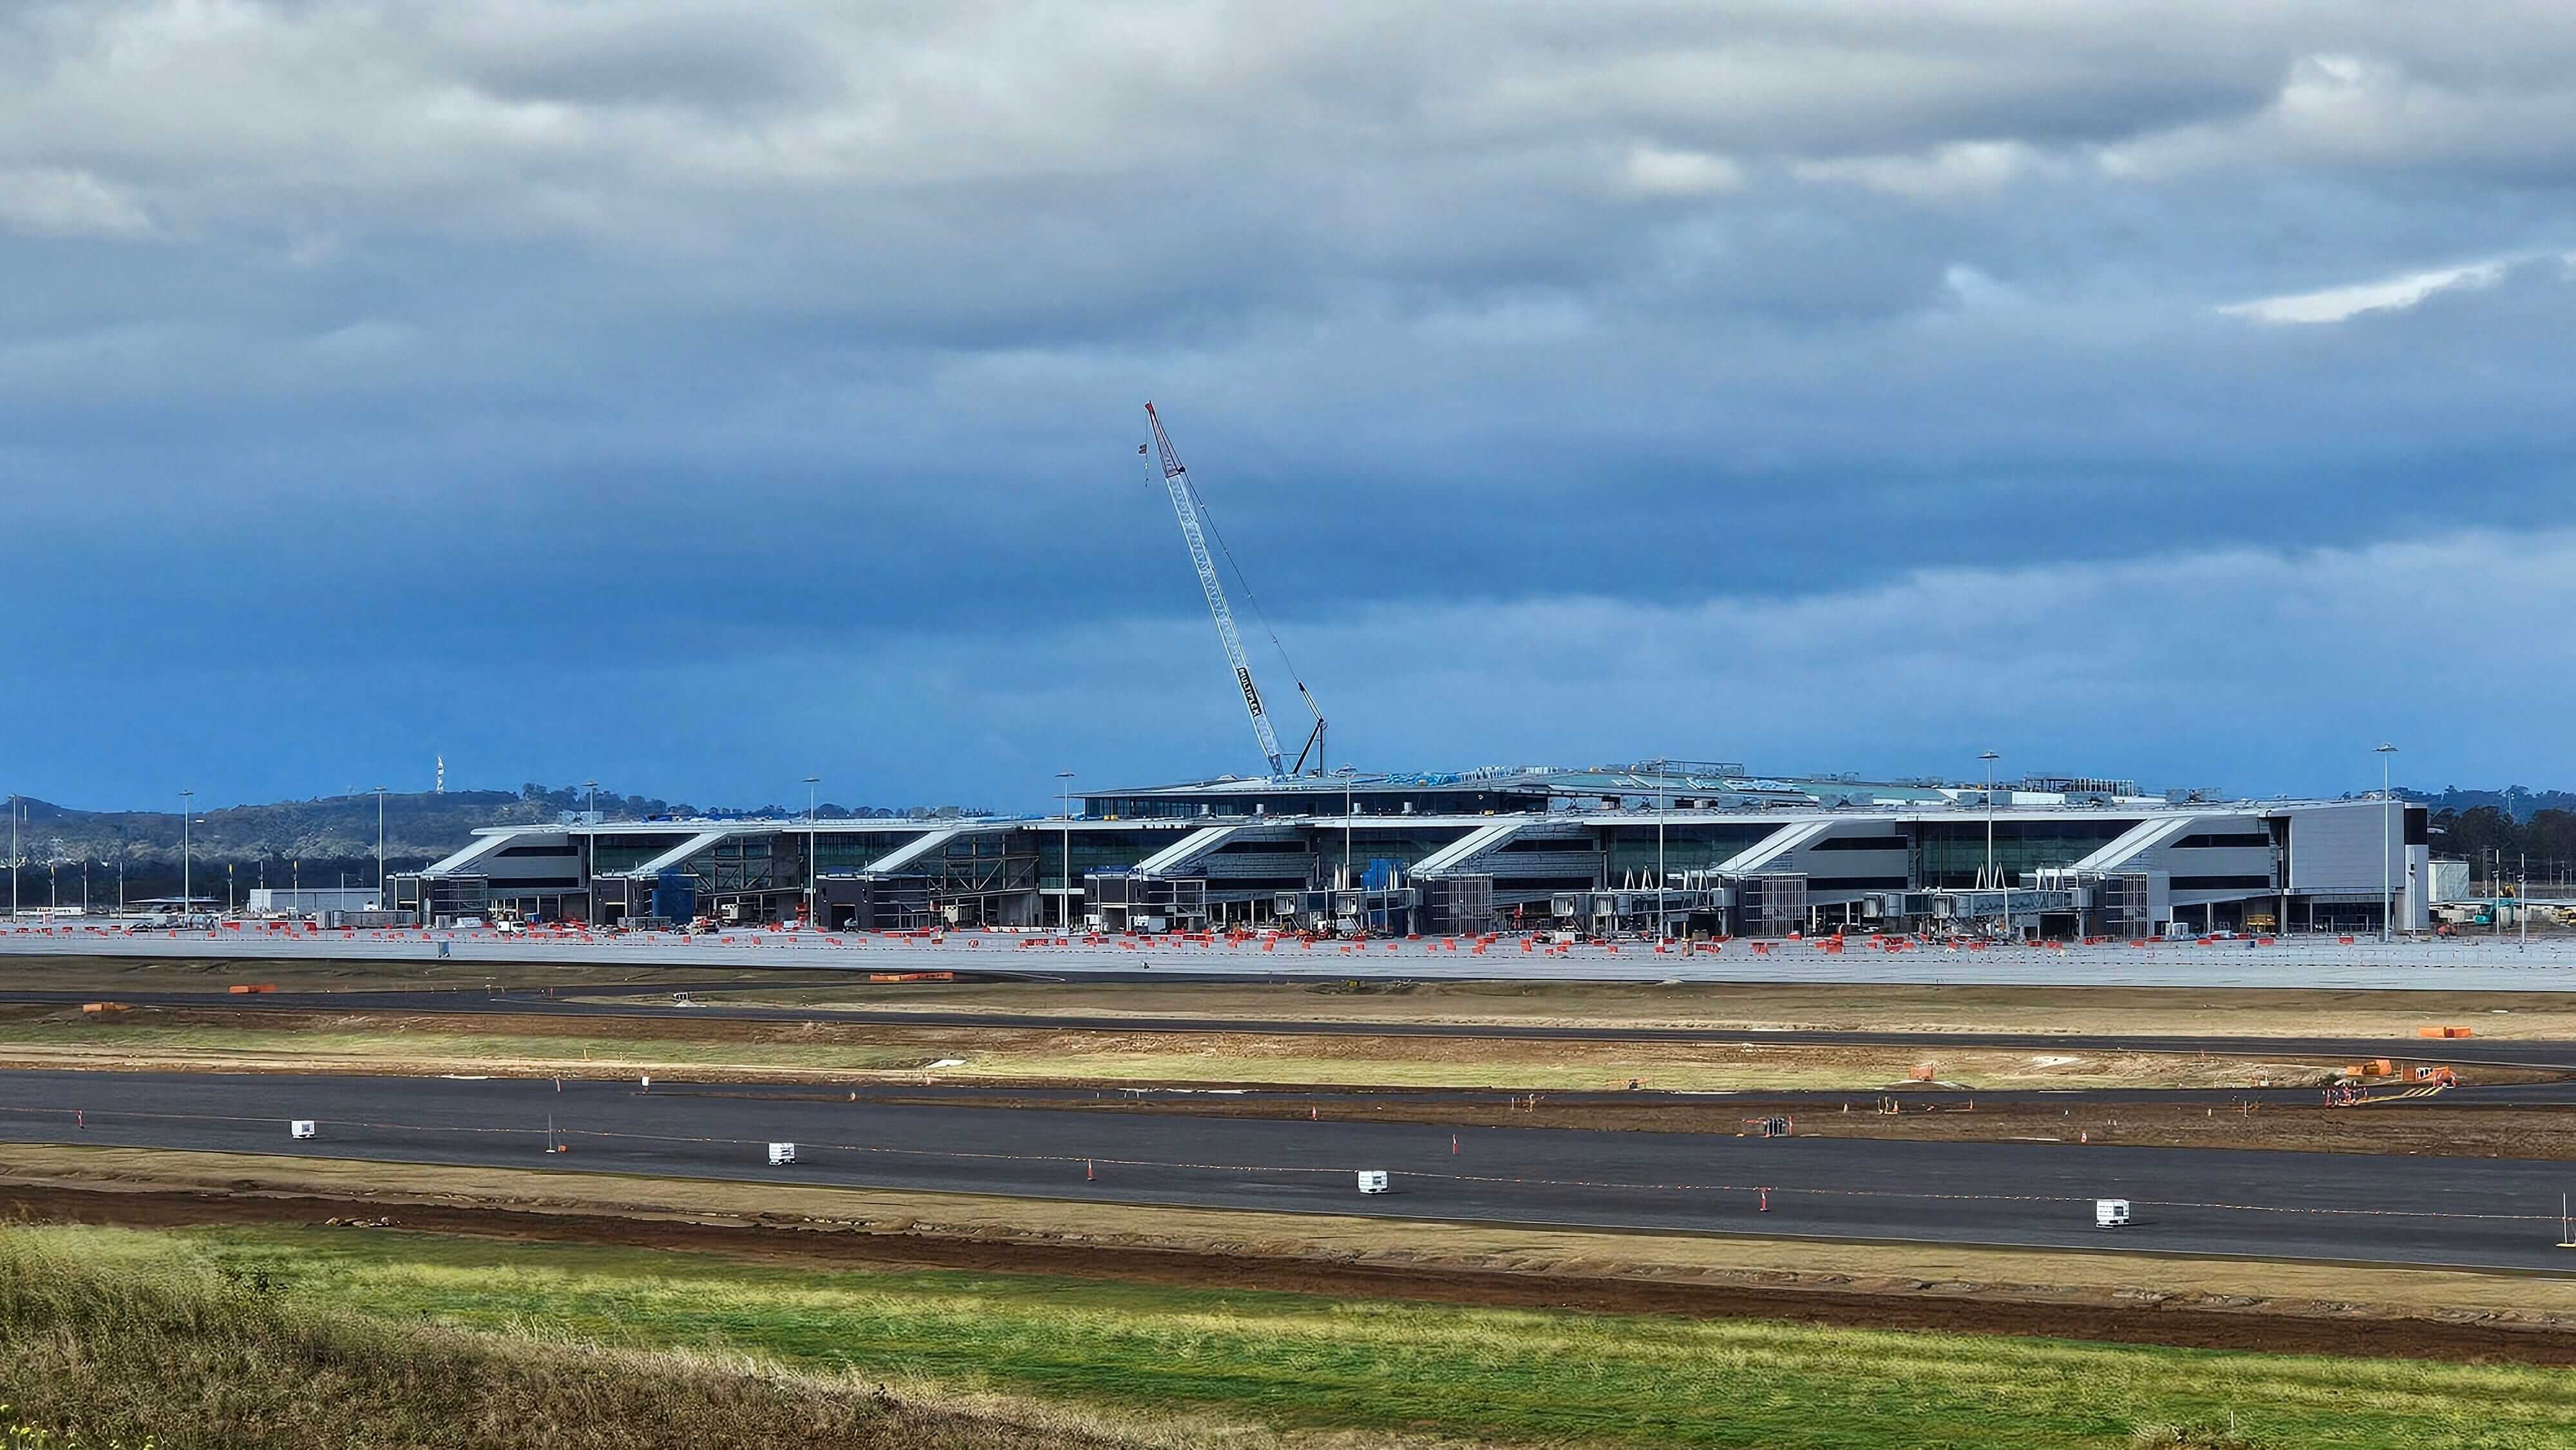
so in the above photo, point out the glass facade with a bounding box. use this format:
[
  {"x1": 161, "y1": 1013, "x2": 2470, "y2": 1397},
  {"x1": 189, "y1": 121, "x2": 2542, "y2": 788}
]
[
  {"x1": 1911, "y1": 820, "x2": 2139, "y2": 889},
  {"x1": 1039, "y1": 831, "x2": 1166, "y2": 891},
  {"x1": 590, "y1": 834, "x2": 678, "y2": 875},
  {"x1": 812, "y1": 832, "x2": 914, "y2": 872},
  {"x1": 1604, "y1": 824, "x2": 1781, "y2": 876},
  {"x1": 1321, "y1": 832, "x2": 1465, "y2": 873}
]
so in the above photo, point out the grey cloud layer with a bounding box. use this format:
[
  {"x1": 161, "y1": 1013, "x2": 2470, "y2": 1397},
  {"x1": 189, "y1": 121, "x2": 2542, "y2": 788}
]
[{"x1": 3, "y1": 2, "x2": 2572, "y2": 800}]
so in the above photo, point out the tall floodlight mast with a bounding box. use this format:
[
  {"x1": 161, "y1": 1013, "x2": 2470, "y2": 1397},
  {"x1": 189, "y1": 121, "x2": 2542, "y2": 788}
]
[{"x1": 1142, "y1": 403, "x2": 1325, "y2": 780}]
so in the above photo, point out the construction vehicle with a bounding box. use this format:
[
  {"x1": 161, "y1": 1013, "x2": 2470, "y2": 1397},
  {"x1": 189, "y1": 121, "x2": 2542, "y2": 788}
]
[
  {"x1": 2095, "y1": 1199, "x2": 2130, "y2": 1229},
  {"x1": 1143, "y1": 404, "x2": 1327, "y2": 780}
]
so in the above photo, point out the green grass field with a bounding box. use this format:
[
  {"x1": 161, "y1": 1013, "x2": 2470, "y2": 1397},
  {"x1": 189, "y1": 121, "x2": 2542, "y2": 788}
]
[{"x1": 19, "y1": 1223, "x2": 2571, "y2": 1449}]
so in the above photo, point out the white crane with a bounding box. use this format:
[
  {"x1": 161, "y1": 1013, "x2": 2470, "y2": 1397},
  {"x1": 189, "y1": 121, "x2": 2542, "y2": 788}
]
[{"x1": 1143, "y1": 403, "x2": 1326, "y2": 780}]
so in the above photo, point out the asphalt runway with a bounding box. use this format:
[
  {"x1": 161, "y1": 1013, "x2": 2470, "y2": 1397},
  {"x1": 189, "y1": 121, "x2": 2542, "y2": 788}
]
[
  {"x1": 4, "y1": 1070, "x2": 2573, "y2": 1272},
  {"x1": 11, "y1": 983, "x2": 2576, "y2": 1072}
]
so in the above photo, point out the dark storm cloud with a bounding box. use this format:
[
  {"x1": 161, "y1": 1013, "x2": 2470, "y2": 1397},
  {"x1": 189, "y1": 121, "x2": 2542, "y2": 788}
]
[{"x1": 3, "y1": 1, "x2": 2575, "y2": 805}]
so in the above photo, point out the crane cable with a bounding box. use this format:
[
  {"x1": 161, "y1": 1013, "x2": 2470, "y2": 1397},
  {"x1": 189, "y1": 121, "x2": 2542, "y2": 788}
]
[{"x1": 1157, "y1": 444, "x2": 1323, "y2": 724}]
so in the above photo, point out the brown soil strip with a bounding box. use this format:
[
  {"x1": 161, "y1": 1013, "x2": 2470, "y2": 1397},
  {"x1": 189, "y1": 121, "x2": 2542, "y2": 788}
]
[
  {"x1": 894, "y1": 1089, "x2": 2576, "y2": 1160},
  {"x1": 0, "y1": 1003, "x2": 2356, "y2": 1088},
  {"x1": 17, "y1": 957, "x2": 2576, "y2": 1039},
  {"x1": 5, "y1": 1155, "x2": 2575, "y2": 1366}
]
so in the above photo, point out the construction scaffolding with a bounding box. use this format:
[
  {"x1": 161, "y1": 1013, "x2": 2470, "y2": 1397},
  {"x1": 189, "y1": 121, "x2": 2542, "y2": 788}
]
[
  {"x1": 1086, "y1": 872, "x2": 1210, "y2": 933},
  {"x1": 1418, "y1": 874, "x2": 1496, "y2": 936},
  {"x1": 1733, "y1": 872, "x2": 1808, "y2": 938}
]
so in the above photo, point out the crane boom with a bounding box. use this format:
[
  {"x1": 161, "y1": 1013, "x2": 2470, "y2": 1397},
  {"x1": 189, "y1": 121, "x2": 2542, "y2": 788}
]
[{"x1": 1144, "y1": 403, "x2": 1287, "y2": 778}]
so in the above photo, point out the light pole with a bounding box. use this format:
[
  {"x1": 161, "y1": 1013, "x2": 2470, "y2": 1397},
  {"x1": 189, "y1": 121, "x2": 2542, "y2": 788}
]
[
  {"x1": 1343, "y1": 768, "x2": 1356, "y2": 890},
  {"x1": 803, "y1": 775, "x2": 821, "y2": 928},
  {"x1": 6, "y1": 793, "x2": 16, "y2": 921},
  {"x1": 374, "y1": 785, "x2": 388, "y2": 904},
  {"x1": 1056, "y1": 771, "x2": 1076, "y2": 931},
  {"x1": 581, "y1": 780, "x2": 600, "y2": 898},
  {"x1": 180, "y1": 789, "x2": 194, "y2": 918},
  {"x1": 1654, "y1": 761, "x2": 1669, "y2": 941},
  {"x1": 1977, "y1": 751, "x2": 2002, "y2": 937},
  {"x1": 2375, "y1": 743, "x2": 2396, "y2": 943}
]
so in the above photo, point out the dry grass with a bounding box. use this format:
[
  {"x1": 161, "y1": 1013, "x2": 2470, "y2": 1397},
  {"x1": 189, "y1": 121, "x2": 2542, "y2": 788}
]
[
  {"x1": 0, "y1": 1225, "x2": 1256, "y2": 1450},
  {"x1": 0, "y1": 1009, "x2": 2333, "y2": 1091},
  {"x1": 698, "y1": 977, "x2": 2576, "y2": 1040}
]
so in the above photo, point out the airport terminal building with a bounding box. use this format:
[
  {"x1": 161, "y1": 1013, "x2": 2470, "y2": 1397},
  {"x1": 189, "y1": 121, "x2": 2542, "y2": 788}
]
[{"x1": 390, "y1": 764, "x2": 2433, "y2": 940}]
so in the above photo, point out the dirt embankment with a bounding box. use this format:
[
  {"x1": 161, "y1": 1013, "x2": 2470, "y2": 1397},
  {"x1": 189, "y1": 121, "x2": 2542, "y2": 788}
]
[
  {"x1": 0, "y1": 1003, "x2": 2353, "y2": 1093},
  {"x1": 920, "y1": 1087, "x2": 2576, "y2": 1159}
]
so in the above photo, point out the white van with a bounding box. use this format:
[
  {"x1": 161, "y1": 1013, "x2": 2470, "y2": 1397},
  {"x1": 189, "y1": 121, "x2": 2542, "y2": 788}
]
[
  {"x1": 2095, "y1": 1198, "x2": 2131, "y2": 1228},
  {"x1": 768, "y1": 1142, "x2": 797, "y2": 1165},
  {"x1": 1356, "y1": 1171, "x2": 1388, "y2": 1194}
]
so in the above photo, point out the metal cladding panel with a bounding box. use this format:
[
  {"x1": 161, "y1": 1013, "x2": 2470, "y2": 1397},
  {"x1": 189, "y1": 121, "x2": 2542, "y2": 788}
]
[
  {"x1": 421, "y1": 832, "x2": 524, "y2": 877},
  {"x1": 1202, "y1": 854, "x2": 1316, "y2": 882},
  {"x1": 2153, "y1": 845, "x2": 2276, "y2": 879},
  {"x1": 2286, "y1": 804, "x2": 2404, "y2": 894},
  {"x1": 1777, "y1": 847, "x2": 1907, "y2": 874},
  {"x1": 2429, "y1": 859, "x2": 2471, "y2": 903},
  {"x1": 2129, "y1": 814, "x2": 2265, "y2": 875},
  {"x1": 1486, "y1": 853, "x2": 1600, "y2": 881}
]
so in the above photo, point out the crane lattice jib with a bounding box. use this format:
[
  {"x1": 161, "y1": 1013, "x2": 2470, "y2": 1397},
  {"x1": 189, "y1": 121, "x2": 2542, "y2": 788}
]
[{"x1": 1145, "y1": 403, "x2": 1287, "y2": 778}]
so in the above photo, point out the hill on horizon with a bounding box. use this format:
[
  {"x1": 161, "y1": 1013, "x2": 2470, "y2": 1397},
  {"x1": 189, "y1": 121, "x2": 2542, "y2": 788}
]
[{"x1": 0, "y1": 784, "x2": 983, "y2": 872}]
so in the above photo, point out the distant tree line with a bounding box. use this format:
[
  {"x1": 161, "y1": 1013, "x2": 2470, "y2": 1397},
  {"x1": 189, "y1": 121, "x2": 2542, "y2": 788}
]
[{"x1": 2424, "y1": 805, "x2": 2576, "y2": 890}]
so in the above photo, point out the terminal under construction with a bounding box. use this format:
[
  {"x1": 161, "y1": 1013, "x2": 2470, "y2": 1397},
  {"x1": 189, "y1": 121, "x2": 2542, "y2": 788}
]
[
  {"x1": 395, "y1": 407, "x2": 2428, "y2": 941},
  {"x1": 393, "y1": 766, "x2": 2430, "y2": 942}
]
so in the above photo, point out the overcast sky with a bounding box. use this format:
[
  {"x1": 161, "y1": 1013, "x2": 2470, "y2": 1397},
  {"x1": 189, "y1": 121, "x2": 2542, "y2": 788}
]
[{"x1": 5, "y1": 2, "x2": 2573, "y2": 809}]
